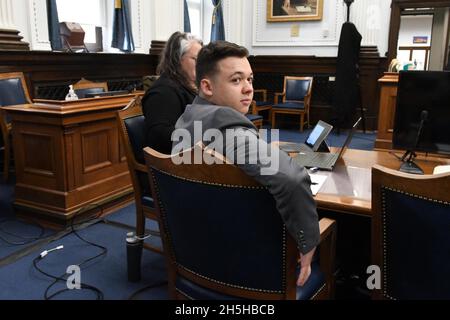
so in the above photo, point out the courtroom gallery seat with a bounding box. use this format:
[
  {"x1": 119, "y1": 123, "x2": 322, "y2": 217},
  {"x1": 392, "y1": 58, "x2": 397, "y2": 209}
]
[
  {"x1": 73, "y1": 77, "x2": 108, "y2": 98},
  {"x1": 116, "y1": 97, "x2": 163, "y2": 260},
  {"x1": 371, "y1": 165, "x2": 450, "y2": 300},
  {"x1": 271, "y1": 76, "x2": 313, "y2": 132},
  {"x1": 0, "y1": 72, "x2": 32, "y2": 181},
  {"x1": 251, "y1": 88, "x2": 273, "y2": 124},
  {"x1": 144, "y1": 144, "x2": 337, "y2": 300}
]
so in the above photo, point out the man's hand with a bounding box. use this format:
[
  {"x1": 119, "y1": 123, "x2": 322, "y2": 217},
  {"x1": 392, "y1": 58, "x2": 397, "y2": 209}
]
[{"x1": 297, "y1": 247, "x2": 316, "y2": 286}]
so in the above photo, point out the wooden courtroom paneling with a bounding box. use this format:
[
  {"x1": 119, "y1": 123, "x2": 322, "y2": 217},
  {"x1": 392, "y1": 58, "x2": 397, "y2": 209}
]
[
  {"x1": 249, "y1": 51, "x2": 387, "y2": 130},
  {"x1": 0, "y1": 51, "x2": 158, "y2": 100},
  {"x1": 3, "y1": 94, "x2": 141, "y2": 228},
  {"x1": 0, "y1": 50, "x2": 386, "y2": 129}
]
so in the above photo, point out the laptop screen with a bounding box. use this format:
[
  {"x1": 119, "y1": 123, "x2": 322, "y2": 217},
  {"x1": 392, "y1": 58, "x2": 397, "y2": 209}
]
[
  {"x1": 306, "y1": 123, "x2": 325, "y2": 146},
  {"x1": 337, "y1": 117, "x2": 362, "y2": 158},
  {"x1": 305, "y1": 120, "x2": 333, "y2": 151}
]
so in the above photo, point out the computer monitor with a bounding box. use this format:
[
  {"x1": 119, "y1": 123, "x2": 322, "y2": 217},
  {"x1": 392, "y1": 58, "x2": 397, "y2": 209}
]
[
  {"x1": 85, "y1": 90, "x2": 129, "y2": 98},
  {"x1": 393, "y1": 71, "x2": 450, "y2": 156}
]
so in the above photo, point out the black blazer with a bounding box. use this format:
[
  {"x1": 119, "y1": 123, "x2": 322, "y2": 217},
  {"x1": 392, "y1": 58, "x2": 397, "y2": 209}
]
[{"x1": 142, "y1": 73, "x2": 195, "y2": 154}]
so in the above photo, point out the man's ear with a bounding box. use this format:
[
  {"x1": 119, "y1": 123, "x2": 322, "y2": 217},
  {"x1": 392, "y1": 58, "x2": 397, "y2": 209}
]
[{"x1": 200, "y1": 78, "x2": 213, "y2": 98}]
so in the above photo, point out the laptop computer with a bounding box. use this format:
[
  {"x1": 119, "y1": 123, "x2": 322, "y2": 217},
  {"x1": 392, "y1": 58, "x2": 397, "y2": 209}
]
[
  {"x1": 294, "y1": 117, "x2": 362, "y2": 171},
  {"x1": 279, "y1": 120, "x2": 333, "y2": 153}
]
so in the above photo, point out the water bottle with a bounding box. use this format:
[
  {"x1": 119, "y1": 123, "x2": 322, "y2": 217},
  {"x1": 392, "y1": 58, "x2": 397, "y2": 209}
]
[
  {"x1": 126, "y1": 232, "x2": 143, "y2": 282},
  {"x1": 65, "y1": 85, "x2": 79, "y2": 101}
]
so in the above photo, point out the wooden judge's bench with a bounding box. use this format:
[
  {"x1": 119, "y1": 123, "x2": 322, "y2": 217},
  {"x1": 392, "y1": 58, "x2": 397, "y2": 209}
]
[{"x1": 3, "y1": 93, "x2": 142, "y2": 228}]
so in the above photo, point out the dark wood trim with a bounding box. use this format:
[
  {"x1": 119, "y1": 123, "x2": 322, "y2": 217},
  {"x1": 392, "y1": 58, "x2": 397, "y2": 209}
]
[
  {"x1": 249, "y1": 52, "x2": 387, "y2": 130},
  {"x1": 387, "y1": 0, "x2": 450, "y2": 63},
  {"x1": 0, "y1": 29, "x2": 30, "y2": 51},
  {"x1": 0, "y1": 51, "x2": 158, "y2": 99},
  {"x1": 0, "y1": 50, "x2": 385, "y2": 130}
]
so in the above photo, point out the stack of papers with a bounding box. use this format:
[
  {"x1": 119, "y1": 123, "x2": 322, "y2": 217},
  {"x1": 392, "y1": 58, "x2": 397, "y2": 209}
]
[{"x1": 309, "y1": 173, "x2": 327, "y2": 196}]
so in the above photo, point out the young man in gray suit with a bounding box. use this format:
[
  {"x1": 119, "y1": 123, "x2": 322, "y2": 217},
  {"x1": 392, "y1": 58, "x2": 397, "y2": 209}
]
[{"x1": 173, "y1": 41, "x2": 319, "y2": 287}]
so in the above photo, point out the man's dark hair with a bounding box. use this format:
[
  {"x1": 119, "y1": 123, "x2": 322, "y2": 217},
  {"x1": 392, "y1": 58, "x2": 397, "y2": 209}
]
[{"x1": 196, "y1": 41, "x2": 249, "y2": 87}]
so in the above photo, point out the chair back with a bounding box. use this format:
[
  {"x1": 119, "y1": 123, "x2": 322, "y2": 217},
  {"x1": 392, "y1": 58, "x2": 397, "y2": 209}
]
[
  {"x1": 284, "y1": 76, "x2": 313, "y2": 102},
  {"x1": 144, "y1": 145, "x2": 298, "y2": 299},
  {"x1": 0, "y1": 72, "x2": 32, "y2": 134},
  {"x1": 116, "y1": 96, "x2": 150, "y2": 195},
  {"x1": 0, "y1": 72, "x2": 31, "y2": 107},
  {"x1": 372, "y1": 165, "x2": 450, "y2": 300},
  {"x1": 73, "y1": 77, "x2": 108, "y2": 98}
]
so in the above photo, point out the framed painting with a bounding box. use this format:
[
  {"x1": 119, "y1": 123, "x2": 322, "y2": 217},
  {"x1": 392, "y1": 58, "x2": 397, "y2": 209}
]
[{"x1": 267, "y1": 0, "x2": 324, "y2": 22}]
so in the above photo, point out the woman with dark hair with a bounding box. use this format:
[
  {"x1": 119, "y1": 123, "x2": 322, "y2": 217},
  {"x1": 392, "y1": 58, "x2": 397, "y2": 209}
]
[{"x1": 142, "y1": 31, "x2": 202, "y2": 154}]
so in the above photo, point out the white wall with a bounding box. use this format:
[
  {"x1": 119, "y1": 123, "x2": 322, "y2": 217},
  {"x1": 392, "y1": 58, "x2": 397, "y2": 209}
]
[
  {"x1": 398, "y1": 15, "x2": 433, "y2": 47},
  {"x1": 9, "y1": 0, "x2": 392, "y2": 57}
]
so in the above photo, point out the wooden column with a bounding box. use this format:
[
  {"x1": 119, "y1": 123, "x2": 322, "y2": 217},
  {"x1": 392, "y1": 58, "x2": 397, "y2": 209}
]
[
  {"x1": 374, "y1": 72, "x2": 399, "y2": 150},
  {"x1": 0, "y1": 0, "x2": 30, "y2": 51}
]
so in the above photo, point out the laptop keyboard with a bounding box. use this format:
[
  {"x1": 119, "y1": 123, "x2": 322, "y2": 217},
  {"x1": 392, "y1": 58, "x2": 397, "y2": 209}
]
[
  {"x1": 280, "y1": 143, "x2": 311, "y2": 153},
  {"x1": 295, "y1": 152, "x2": 338, "y2": 168}
]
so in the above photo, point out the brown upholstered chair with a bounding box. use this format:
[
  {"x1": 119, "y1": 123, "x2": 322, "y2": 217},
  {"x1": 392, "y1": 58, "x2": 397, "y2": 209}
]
[
  {"x1": 371, "y1": 165, "x2": 450, "y2": 299},
  {"x1": 144, "y1": 144, "x2": 337, "y2": 300},
  {"x1": 0, "y1": 72, "x2": 32, "y2": 181},
  {"x1": 271, "y1": 76, "x2": 313, "y2": 131},
  {"x1": 73, "y1": 78, "x2": 108, "y2": 98},
  {"x1": 116, "y1": 96, "x2": 163, "y2": 257}
]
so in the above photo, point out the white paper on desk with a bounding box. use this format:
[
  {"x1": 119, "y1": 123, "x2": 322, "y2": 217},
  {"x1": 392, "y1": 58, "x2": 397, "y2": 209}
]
[
  {"x1": 433, "y1": 165, "x2": 450, "y2": 174},
  {"x1": 308, "y1": 173, "x2": 327, "y2": 196}
]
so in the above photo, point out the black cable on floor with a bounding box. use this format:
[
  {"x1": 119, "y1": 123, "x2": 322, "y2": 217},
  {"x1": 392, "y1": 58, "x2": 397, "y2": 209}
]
[
  {"x1": 31, "y1": 203, "x2": 107, "y2": 300},
  {"x1": 0, "y1": 218, "x2": 46, "y2": 245}
]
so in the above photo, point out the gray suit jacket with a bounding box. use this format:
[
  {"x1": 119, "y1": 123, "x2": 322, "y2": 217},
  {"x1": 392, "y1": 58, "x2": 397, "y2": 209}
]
[{"x1": 173, "y1": 96, "x2": 319, "y2": 253}]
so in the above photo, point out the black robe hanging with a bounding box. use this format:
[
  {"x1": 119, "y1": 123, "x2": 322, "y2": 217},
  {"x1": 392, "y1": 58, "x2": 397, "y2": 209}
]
[{"x1": 333, "y1": 22, "x2": 362, "y2": 129}]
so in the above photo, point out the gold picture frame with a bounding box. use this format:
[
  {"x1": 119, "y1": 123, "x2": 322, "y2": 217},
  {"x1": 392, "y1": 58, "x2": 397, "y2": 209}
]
[{"x1": 267, "y1": 0, "x2": 323, "y2": 22}]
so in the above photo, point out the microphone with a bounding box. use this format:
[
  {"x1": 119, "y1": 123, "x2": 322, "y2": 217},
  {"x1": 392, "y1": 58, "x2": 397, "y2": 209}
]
[
  {"x1": 399, "y1": 110, "x2": 427, "y2": 174},
  {"x1": 412, "y1": 110, "x2": 428, "y2": 152}
]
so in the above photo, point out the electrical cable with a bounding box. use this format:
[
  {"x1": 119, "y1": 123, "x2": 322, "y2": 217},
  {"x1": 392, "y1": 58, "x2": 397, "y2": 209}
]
[
  {"x1": 0, "y1": 218, "x2": 46, "y2": 245},
  {"x1": 31, "y1": 203, "x2": 107, "y2": 300}
]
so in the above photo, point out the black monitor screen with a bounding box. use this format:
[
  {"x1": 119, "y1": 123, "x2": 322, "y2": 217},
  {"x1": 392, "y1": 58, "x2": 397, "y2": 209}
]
[
  {"x1": 393, "y1": 71, "x2": 450, "y2": 155},
  {"x1": 85, "y1": 90, "x2": 129, "y2": 98}
]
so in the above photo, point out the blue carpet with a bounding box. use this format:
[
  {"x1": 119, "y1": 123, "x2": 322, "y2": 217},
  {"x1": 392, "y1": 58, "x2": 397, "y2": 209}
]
[
  {"x1": 0, "y1": 220, "x2": 168, "y2": 300},
  {"x1": 0, "y1": 176, "x2": 56, "y2": 261}
]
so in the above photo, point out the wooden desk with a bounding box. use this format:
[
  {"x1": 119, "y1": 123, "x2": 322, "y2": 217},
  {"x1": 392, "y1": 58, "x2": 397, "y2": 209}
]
[
  {"x1": 292, "y1": 148, "x2": 450, "y2": 217},
  {"x1": 3, "y1": 93, "x2": 141, "y2": 228}
]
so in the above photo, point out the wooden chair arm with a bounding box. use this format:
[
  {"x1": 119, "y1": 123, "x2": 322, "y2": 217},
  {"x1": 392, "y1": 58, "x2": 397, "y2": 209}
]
[
  {"x1": 253, "y1": 89, "x2": 267, "y2": 102},
  {"x1": 250, "y1": 100, "x2": 257, "y2": 115},
  {"x1": 319, "y1": 217, "x2": 336, "y2": 242},
  {"x1": 274, "y1": 92, "x2": 285, "y2": 104},
  {"x1": 318, "y1": 217, "x2": 337, "y2": 298}
]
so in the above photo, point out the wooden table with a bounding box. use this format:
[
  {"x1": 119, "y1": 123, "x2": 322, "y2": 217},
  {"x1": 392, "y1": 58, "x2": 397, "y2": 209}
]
[
  {"x1": 3, "y1": 93, "x2": 142, "y2": 228},
  {"x1": 291, "y1": 148, "x2": 450, "y2": 217}
]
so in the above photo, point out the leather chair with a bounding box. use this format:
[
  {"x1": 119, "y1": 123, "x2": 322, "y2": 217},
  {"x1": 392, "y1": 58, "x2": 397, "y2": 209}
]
[
  {"x1": 245, "y1": 114, "x2": 263, "y2": 129},
  {"x1": 116, "y1": 97, "x2": 163, "y2": 257},
  {"x1": 73, "y1": 77, "x2": 108, "y2": 98},
  {"x1": 0, "y1": 72, "x2": 32, "y2": 181},
  {"x1": 144, "y1": 144, "x2": 337, "y2": 300},
  {"x1": 251, "y1": 89, "x2": 272, "y2": 123},
  {"x1": 271, "y1": 76, "x2": 313, "y2": 132},
  {"x1": 371, "y1": 164, "x2": 450, "y2": 299}
]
